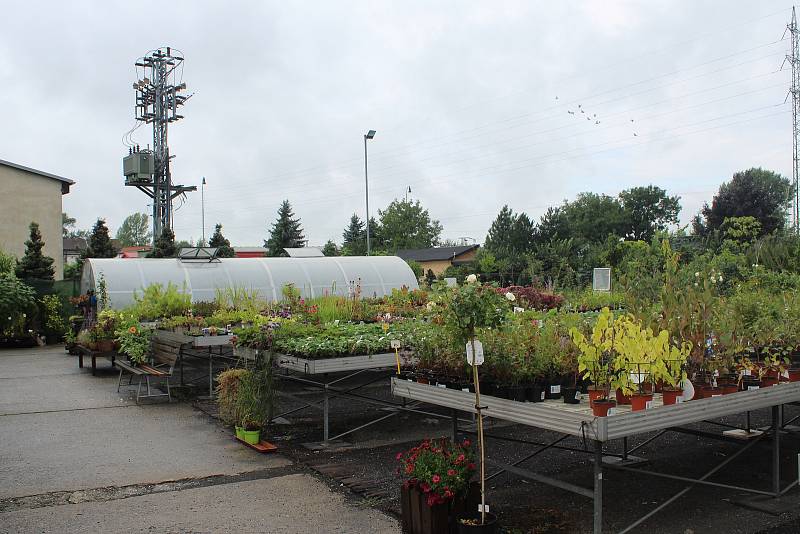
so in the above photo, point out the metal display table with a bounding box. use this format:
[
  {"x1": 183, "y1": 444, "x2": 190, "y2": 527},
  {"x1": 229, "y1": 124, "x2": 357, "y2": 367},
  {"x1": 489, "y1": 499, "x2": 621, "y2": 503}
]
[
  {"x1": 154, "y1": 331, "x2": 236, "y2": 396},
  {"x1": 392, "y1": 377, "x2": 800, "y2": 534},
  {"x1": 273, "y1": 352, "x2": 437, "y2": 444}
]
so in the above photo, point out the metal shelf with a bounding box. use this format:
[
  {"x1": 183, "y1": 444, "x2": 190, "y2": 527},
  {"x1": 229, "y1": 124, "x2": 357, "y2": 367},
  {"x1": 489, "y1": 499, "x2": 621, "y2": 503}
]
[{"x1": 276, "y1": 352, "x2": 401, "y2": 374}]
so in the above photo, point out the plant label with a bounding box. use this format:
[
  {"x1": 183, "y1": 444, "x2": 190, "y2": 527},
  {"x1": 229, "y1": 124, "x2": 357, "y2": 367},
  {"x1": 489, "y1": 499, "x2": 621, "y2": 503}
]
[
  {"x1": 712, "y1": 394, "x2": 722, "y2": 398},
  {"x1": 607, "y1": 408, "x2": 618, "y2": 416},
  {"x1": 478, "y1": 504, "x2": 490, "y2": 513},
  {"x1": 744, "y1": 370, "x2": 751, "y2": 376},
  {"x1": 676, "y1": 396, "x2": 684, "y2": 403},
  {"x1": 437, "y1": 383, "x2": 447, "y2": 389},
  {"x1": 550, "y1": 385, "x2": 561, "y2": 394},
  {"x1": 540, "y1": 391, "x2": 546, "y2": 401},
  {"x1": 462, "y1": 388, "x2": 470, "y2": 393},
  {"x1": 466, "y1": 340, "x2": 484, "y2": 365},
  {"x1": 575, "y1": 390, "x2": 581, "y2": 401},
  {"x1": 748, "y1": 385, "x2": 759, "y2": 391},
  {"x1": 782, "y1": 370, "x2": 790, "y2": 379},
  {"x1": 391, "y1": 340, "x2": 401, "y2": 349},
  {"x1": 645, "y1": 400, "x2": 653, "y2": 410}
]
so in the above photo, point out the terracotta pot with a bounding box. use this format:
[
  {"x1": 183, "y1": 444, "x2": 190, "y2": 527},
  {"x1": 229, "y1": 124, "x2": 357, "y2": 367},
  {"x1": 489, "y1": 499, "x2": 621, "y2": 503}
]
[
  {"x1": 662, "y1": 388, "x2": 683, "y2": 406},
  {"x1": 96, "y1": 340, "x2": 115, "y2": 352},
  {"x1": 615, "y1": 389, "x2": 631, "y2": 405},
  {"x1": 654, "y1": 379, "x2": 664, "y2": 393},
  {"x1": 592, "y1": 399, "x2": 617, "y2": 417},
  {"x1": 630, "y1": 393, "x2": 653, "y2": 412},
  {"x1": 788, "y1": 368, "x2": 800, "y2": 382},
  {"x1": 641, "y1": 381, "x2": 654, "y2": 394},
  {"x1": 588, "y1": 387, "x2": 608, "y2": 407}
]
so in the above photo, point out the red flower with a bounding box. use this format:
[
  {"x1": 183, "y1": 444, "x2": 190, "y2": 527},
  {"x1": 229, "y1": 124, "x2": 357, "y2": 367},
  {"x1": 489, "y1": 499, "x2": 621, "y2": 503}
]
[
  {"x1": 431, "y1": 474, "x2": 441, "y2": 484},
  {"x1": 405, "y1": 464, "x2": 414, "y2": 475},
  {"x1": 462, "y1": 439, "x2": 471, "y2": 447},
  {"x1": 420, "y1": 482, "x2": 430, "y2": 493},
  {"x1": 396, "y1": 452, "x2": 403, "y2": 460},
  {"x1": 455, "y1": 454, "x2": 465, "y2": 464},
  {"x1": 467, "y1": 463, "x2": 476, "y2": 470},
  {"x1": 447, "y1": 469, "x2": 456, "y2": 476}
]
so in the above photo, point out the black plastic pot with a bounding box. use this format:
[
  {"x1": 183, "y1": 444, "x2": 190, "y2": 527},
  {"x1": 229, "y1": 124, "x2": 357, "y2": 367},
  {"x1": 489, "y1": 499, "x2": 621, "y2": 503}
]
[
  {"x1": 544, "y1": 382, "x2": 563, "y2": 400},
  {"x1": 507, "y1": 385, "x2": 526, "y2": 402},
  {"x1": 526, "y1": 384, "x2": 545, "y2": 403},
  {"x1": 494, "y1": 385, "x2": 510, "y2": 399},
  {"x1": 457, "y1": 512, "x2": 499, "y2": 534},
  {"x1": 562, "y1": 386, "x2": 581, "y2": 404}
]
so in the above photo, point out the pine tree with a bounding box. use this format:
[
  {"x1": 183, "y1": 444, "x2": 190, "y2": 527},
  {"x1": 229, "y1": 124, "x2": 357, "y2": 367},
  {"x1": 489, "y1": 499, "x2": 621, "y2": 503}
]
[
  {"x1": 265, "y1": 200, "x2": 306, "y2": 256},
  {"x1": 208, "y1": 223, "x2": 235, "y2": 257},
  {"x1": 342, "y1": 214, "x2": 366, "y2": 255},
  {"x1": 15, "y1": 222, "x2": 55, "y2": 282},
  {"x1": 148, "y1": 228, "x2": 177, "y2": 258},
  {"x1": 84, "y1": 218, "x2": 117, "y2": 258},
  {"x1": 322, "y1": 240, "x2": 339, "y2": 256}
]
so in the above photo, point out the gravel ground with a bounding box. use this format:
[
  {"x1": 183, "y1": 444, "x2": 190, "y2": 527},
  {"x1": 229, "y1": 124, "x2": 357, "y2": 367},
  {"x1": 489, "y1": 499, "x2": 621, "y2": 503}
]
[{"x1": 256, "y1": 370, "x2": 800, "y2": 533}]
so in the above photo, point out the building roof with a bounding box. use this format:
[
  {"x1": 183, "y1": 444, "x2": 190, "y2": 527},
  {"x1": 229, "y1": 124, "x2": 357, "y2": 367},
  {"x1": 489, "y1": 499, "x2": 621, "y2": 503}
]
[
  {"x1": 284, "y1": 247, "x2": 324, "y2": 258},
  {"x1": 0, "y1": 158, "x2": 75, "y2": 194},
  {"x1": 63, "y1": 237, "x2": 88, "y2": 252},
  {"x1": 396, "y1": 245, "x2": 479, "y2": 262}
]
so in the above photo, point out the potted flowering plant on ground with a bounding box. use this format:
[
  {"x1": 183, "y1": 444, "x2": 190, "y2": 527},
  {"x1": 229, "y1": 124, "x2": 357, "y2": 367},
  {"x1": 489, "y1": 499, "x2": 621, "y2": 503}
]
[
  {"x1": 396, "y1": 438, "x2": 477, "y2": 534},
  {"x1": 440, "y1": 275, "x2": 509, "y2": 531}
]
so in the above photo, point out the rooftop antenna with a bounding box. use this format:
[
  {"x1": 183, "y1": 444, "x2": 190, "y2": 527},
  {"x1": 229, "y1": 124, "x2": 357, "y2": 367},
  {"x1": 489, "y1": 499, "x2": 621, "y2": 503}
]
[{"x1": 123, "y1": 47, "x2": 196, "y2": 244}]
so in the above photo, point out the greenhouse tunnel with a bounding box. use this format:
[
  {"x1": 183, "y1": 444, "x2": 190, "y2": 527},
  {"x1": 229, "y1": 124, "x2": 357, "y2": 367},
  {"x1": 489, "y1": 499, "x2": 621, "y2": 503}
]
[{"x1": 81, "y1": 256, "x2": 419, "y2": 309}]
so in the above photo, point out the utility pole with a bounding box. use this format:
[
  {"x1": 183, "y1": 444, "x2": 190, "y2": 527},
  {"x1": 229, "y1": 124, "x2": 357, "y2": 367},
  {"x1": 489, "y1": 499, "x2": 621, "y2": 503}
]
[
  {"x1": 201, "y1": 177, "x2": 206, "y2": 246},
  {"x1": 788, "y1": 8, "x2": 800, "y2": 233},
  {"x1": 123, "y1": 47, "x2": 196, "y2": 244},
  {"x1": 364, "y1": 130, "x2": 376, "y2": 255}
]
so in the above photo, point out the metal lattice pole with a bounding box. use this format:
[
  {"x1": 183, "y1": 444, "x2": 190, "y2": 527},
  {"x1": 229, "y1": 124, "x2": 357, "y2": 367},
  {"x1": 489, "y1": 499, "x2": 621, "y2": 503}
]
[
  {"x1": 788, "y1": 8, "x2": 800, "y2": 233},
  {"x1": 127, "y1": 47, "x2": 196, "y2": 244}
]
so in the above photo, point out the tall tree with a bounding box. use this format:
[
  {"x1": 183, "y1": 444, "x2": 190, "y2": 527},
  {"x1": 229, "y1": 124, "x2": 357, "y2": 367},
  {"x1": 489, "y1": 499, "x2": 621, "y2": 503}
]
[
  {"x1": 265, "y1": 200, "x2": 306, "y2": 256},
  {"x1": 83, "y1": 219, "x2": 117, "y2": 259},
  {"x1": 148, "y1": 227, "x2": 177, "y2": 258},
  {"x1": 378, "y1": 199, "x2": 442, "y2": 252},
  {"x1": 15, "y1": 222, "x2": 55, "y2": 282},
  {"x1": 484, "y1": 206, "x2": 534, "y2": 283},
  {"x1": 618, "y1": 185, "x2": 681, "y2": 241},
  {"x1": 208, "y1": 223, "x2": 235, "y2": 257},
  {"x1": 62, "y1": 212, "x2": 76, "y2": 237},
  {"x1": 695, "y1": 168, "x2": 791, "y2": 236},
  {"x1": 342, "y1": 214, "x2": 366, "y2": 255},
  {"x1": 115, "y1": 213, "x2": 152, "y2": 247},
  {"x1": 560, "y1": 193, "x2": 627, "y2": 243},
  {"x1": 322, "y1": 240, "x2": 339, "y2": 256}
]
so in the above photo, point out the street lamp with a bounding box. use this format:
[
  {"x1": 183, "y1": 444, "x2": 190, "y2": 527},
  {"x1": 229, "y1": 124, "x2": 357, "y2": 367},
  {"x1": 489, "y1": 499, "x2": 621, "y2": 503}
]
[
  {"x1": 201, "y1": 177, "x2": 206, "y2": 246},
  {"x1": 364, "y1": 130, "x2": 376, "y2": 255}
]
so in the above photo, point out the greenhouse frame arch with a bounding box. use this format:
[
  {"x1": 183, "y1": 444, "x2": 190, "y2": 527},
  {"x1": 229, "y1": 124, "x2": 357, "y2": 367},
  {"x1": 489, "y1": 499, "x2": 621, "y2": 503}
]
[{"x1": 81, "y1": 256, "x2": 419, "y2": 309}]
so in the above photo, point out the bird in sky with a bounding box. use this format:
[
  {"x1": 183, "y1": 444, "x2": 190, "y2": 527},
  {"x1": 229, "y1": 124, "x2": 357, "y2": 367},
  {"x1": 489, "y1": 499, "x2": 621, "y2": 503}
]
[
  {"x1": 567, "y1": 110, "x2": 575, "y2": 115},
  {"x1": 633, "y1": 132, "x2": 638, "y2": 136}
]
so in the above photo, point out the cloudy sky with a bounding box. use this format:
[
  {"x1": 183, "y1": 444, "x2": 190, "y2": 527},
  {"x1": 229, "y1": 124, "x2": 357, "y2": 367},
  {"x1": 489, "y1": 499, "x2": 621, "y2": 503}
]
[{"x1": 0, "y1": 1, "x2": 795, "y2": 246}]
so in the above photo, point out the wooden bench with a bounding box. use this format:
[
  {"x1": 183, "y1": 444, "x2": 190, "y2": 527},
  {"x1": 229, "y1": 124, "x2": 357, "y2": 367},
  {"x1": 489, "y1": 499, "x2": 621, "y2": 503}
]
[
  {"x1": 116, "y1": 337, "x2": 183, "y2": 403},
  {"x1": 75, "y1": 345, "x2": 117, "y2": 376}
]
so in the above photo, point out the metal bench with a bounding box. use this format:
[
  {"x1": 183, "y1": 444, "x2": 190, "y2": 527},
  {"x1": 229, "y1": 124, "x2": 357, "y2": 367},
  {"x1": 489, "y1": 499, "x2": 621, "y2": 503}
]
[{"x1": 116, "y1": 337, "x2": 183, "y2": 403}]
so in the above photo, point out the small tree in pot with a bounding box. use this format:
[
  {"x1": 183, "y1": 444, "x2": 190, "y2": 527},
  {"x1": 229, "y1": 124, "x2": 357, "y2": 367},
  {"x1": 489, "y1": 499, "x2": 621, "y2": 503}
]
[{"x1": 439, "y1": 274, "x2": 510, "y2": 529}]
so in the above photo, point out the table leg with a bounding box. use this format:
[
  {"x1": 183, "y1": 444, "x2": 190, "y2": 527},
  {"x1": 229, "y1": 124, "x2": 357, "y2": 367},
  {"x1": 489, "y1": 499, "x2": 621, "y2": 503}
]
[
  {"x1": 773, "y1": 405, "x2": 781, "y2": 495},
  {"x1": 323, "y1": 385, "x2": 330, "y2": 442},
  {"x1": 594, "y1": 440, "x2": 603, "y2": 534}
]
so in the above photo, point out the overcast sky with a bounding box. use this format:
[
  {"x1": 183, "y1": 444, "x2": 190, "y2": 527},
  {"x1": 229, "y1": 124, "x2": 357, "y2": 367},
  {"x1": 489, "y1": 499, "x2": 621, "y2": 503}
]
[{"x1": 0, "y1": 1, "x2": 795, "y2": 247}]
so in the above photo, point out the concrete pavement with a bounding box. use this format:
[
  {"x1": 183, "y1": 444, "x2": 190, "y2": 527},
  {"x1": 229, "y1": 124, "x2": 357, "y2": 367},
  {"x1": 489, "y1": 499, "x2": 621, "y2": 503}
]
[{"x1": 0, "y1": 345, "x2": 399, "y2": 533}]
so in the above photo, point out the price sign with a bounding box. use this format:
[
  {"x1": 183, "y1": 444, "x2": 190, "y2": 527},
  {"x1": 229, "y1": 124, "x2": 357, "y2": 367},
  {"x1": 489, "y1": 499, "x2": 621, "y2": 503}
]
[
  {"x1": 466, "y1": 340, "x2": 484, "y2": 365},
  {"x1": 390, "y1": 340, "x2": 401, "y2": 349}
]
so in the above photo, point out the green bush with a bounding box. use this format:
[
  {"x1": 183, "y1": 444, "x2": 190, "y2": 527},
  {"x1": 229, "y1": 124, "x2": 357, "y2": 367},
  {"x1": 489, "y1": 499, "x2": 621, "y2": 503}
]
[{"x1": 0, "y1": 273, "x2": 36, "y2": 337}]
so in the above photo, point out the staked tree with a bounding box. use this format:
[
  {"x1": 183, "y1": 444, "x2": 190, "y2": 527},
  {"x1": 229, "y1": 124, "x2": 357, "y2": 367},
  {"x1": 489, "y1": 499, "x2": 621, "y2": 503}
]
[
  {"x1": 618, "y1": 185, "x2": 681, "y2": 241},
  {"x1": 377, "y1": 199, "x2": 442, "y2": 253},
  {"x1": 342, "y1": 214, "x2": 366, "y2": 255},
  {"x1": 208, "y1": 223, "x2": 235, "y2": 257},
  {"x1": 148, "y1": 228, "x2": 177, "y2": 258},
  {"x1": 694, "y1": 168, "x2": 791, "y2": 236},
  {"x1": 115, "y1": 213, "x2": 152, "y2": 247},
  {"x1": 15, "y1": 222, "x2": 55, "y2": 282},
  {"x1": 322, "y1": 240, "x2": 339, "y2": 256},
  {"x1": 265, "y1": 200, "x2": 306, "y2": 256},
  {"x1": 83, "y1": 218, "x2": 117, "y2": 259}
]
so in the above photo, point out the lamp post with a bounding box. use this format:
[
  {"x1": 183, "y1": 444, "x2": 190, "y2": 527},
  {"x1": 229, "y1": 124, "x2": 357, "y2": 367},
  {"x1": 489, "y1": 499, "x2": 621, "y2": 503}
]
[
  {"x1": 201, "y1": 177, "x2": 206, "y2": 246},
  {"x1": 364, "y1": 130, "x2": 376, "y2": 255}
]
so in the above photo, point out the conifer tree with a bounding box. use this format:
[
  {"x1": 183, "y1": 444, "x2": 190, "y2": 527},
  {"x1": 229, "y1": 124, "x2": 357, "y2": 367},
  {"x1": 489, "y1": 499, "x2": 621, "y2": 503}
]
[
  {"x1": 342, "y1": 214, "x2": 366, "y2": 255},
  {"x1": 15, "y1": 222, "x2": 55, "y2": 282},
  {"x1": 265, "y1": 200, "x2": 306, "y2": 256},
  {"x1": 148, "y1": 228, "x2": 177, "y2": 258},
  {"x1": 84, "y1": 218, "x2": 117, "y2": 258},
  {"x1": 208, "y1": 223, "x2": 235, "y2": 257}
]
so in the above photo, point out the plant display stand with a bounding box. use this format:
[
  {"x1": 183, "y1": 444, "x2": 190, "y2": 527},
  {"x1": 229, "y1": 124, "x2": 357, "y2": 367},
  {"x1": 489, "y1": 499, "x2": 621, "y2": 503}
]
[
  {"x1": 272, "y1": 353, "x2": 445, "y2": 445},
  {"x1": 392, "y1": 378, "x2": 800, "y2": 534},
  {"x1": 154, "y1": 331, "x2": 236, "y2": 397},
  {"x1": 75, "y1": 345, "x2": 117, "y2": 376},
  {"x1": 235, "y1": 436, "x2": 278, "y2": 453}
]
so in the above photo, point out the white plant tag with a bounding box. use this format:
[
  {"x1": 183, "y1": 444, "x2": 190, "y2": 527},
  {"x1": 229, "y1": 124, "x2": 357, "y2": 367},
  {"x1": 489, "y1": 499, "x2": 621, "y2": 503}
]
[
  {"x1": 744, "y1": 370, "x2": 751, "y2": 376},
  {"x1": 540, "y1": 391, "x2": 546, "y2": 401},
  {"x1": 676, "y1": 396, "x2": 684, "y2": 403},
  {"x1": 607, "y1": 408, "x2": 618, "y2": 416},
  {"x1": 550, "y1": 385, "x2": 561, "y2": 394},
  {"x1": 748, "y1": 385, "x2": 759, "y2": 391},
  {"x1": 713, "y1": 370, "x2": 720, "y2": 377},
  {"x1": 712, "y1": 394, "x2": 722, "y2": 398},
  {"x1": 391, "y1": 340, "x2": 401, "y2": 349},
  {"x1": 782, "y1": 370, "x2": 790, "y2": 379},
  {"x1": 645, "y1": 400, "x2": 653, "y2": 410},
  {"x1": 437, "y1": 383, "x2": 447, "y2": 389},
  {"x1": 575, "y1": 391, "x2": 581, "y2": 400},
  {"x1": 478, "y1": 504, "x2": 490, "y2": 513},
  {"x1": 466, "y1": 340, "x2": 484, "y2": 365},
  {"x1": 462, "y1": 388, "x2": 470, "y2": 393}
]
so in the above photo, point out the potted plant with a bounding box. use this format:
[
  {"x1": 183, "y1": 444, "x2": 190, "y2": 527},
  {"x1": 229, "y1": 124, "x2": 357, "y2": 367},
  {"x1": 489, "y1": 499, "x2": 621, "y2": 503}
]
[
  {"x1": 116, "y1": 324, "x2": 152, "y2": 365},
  {"x1": 761, "y1": 353, "x2": 790, "y2": 387},
  {"x1": 650, "y1": 331, "x2": 691, "y2": 405},
  {"x1": 233, "y1": 364, "x2": 274, "y2": 446},
  {"x1": 240, "y1": 414, "x2": 261, "y2": 445},
  {"x1": 215, "y1": 368, "x2": 250, "y2": 437},
  {"x1": 440, "y1": 275, "x2": 509, "y2": 529},
  {"x1": 570, "y1": 309, "x2": 614, "y2": 407}
]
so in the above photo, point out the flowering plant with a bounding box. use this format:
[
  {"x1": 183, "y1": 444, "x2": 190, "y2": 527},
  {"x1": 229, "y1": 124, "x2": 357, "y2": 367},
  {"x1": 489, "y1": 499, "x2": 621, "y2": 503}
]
[
  {"x1": 115, "y1": 320, "x2": 153, "y2": 365},
  {"x1": 396, "y1": 438, "x2": 476, "y2": 506}
]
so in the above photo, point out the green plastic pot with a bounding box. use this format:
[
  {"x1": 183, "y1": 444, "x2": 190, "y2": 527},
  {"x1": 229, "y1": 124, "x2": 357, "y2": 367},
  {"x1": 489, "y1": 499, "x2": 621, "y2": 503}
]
[
  {"x1": 235, "y1": 426, "x2": 245, "y2": 440},
  {"x1": 242, "y1": 429, "x2": 260, "y2": 445}
]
